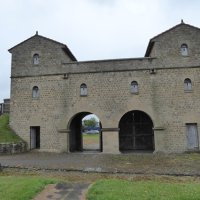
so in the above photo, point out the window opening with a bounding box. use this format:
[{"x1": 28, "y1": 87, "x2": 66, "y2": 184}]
[
  {"x1": 80, "y1": 83, "x2": 88, "y2": 96},
  {"x1": 33, "y1": 54, "x2": 39, "y2": 65},
  {"x1": 181, "y1": 44, "x2": 188, "y2": 56},
  {"x1": 32, "y1": 86, "x2": 39, "y2": 98},
  {"x1": 184, "y1": 78, "x2": 192, "y2": 91},
  {"x1": 131, "y1": 81, "x2": 138, "y2": 94}
]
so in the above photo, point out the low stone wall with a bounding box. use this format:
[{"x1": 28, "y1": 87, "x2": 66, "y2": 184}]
[{"x1": 0, "y1": 142, "x2": 27, "y2": 154}]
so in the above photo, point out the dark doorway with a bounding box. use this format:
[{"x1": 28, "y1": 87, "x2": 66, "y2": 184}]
[
  {"x1": 69, "y1": 112, "x2": 102, "y2": 152},
  {"x1": 30, "y1": 126, "x2": 40, "y2": 149},
  {"x1": 119, "y1": 110, "x2": 154, "y2": 152}
]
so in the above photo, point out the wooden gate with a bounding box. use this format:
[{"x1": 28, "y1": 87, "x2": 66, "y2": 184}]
[{"x1": 119, "y1": 111, "x2": 154, "y2": 151}]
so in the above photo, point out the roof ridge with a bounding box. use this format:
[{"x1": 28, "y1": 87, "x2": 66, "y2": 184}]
[
  {"x1": 145, "y1": 22, "x2": 200, "y2": 57},
  {"x1": 150, "y1": 22, "x2": 200, "y2": 41},
  {"x1": 8, "y1": 33, "x2": 66, "y2": 51},
  {"x1": 8, "y1": 33, "x2": 77, "y2": 61}
]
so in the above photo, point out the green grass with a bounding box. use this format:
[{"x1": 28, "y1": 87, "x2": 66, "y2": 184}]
[
  {"x1": 83, "y1": 133, "x2": 100, "y2": 148},
  {"x1": 87, "y1": 179, "x2": 200, "y2": 200},
  {"x1": 0, "y1": 176, "x2": 56, "y2": 200},
  {"x1": 83, "y1": 133, "x2": 99, "y2": 139},
  {"x1": 0, "y1": 114, "x2": 21, "y2": 143}
]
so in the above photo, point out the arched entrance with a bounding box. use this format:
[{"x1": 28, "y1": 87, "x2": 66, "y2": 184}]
[
  {"x1": 69, "y1": 112, "x2": 102, "y2": 152},
  {"x1": 119, "y1": 110, "x2": 154, "y2": 152}
]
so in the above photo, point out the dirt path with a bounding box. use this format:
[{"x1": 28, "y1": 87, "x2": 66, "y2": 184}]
[{"x1": 33, "y1": 183, "x2": 90, "y2": 200}]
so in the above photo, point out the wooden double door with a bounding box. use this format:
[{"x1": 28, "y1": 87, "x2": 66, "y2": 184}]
[{"x1": 119, "y1": 111, "x2": 154, "y2": 151}]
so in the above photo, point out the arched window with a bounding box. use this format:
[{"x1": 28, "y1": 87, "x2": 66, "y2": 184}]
[
  {"x1": 32, "y1": 86, "x2": 39, "y2": 98},
  {"x1": 181, "y1": 44, "x2": 188, "y2": 56},
  {"x1": 131, "y1": 81, "x2": 138, "y2": 94},
  {"x1": 80, "y1": 83, "x2": 87, "y2": 96},
  {"x1": 184, "y1": 78, "x2": 192, "y2": 91},
  {"x1": 33, "y1": 54, "x2": 39, "y2": 65}
]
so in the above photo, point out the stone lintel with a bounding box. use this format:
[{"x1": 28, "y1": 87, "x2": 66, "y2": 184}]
[
  {"x1": 58, "y1": 129, "x2": 70, "y2": 133},
  {"x1": 153, "y1": 127, "x2": 165, "y2": 131}
]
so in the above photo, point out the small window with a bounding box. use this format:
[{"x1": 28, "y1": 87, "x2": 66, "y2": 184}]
[
  {"x1": 131, "y1": 81, "x2": 138, "y2": 94},
  {"x1": 33, "y1": 54, "x2": 39, "y2": 65},
  {"x1": 80, "y1": 83, "x2": 87, "y2": 96},
  {"x1": 184, "y1": 78, "x2": 192, "y2": 91},
  {"x1": 181, "y1": 44, "x2": 188, "y2": 56},
  {"x1": 32, "y1": 86, "x2": 39, "y2": 98}
]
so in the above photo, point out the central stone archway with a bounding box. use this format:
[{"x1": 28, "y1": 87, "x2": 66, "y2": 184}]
[
  {"x1": 69, "y1": 112, "x2": 102, "y2": 152},
  {"x1": 119, "y1": 110, "x2": 154, "y2": 152}
]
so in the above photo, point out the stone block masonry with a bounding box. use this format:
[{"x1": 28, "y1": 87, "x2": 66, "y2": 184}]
[
  {"x1": 0, "y1": 142, "x2": 27, "y2": 154},
  {"x1": 8, "y1": 22, "x2": 200, "y2": 154}
]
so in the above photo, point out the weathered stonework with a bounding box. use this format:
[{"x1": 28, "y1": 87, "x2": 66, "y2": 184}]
[
  {"x1": 8, "y1": 22, "x2": 200, "y2": 153},
  {"x1": 0, "y1": 142, "x2": 27, "y2": 154}
]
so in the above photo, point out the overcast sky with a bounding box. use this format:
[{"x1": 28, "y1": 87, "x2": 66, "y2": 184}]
[{"x1": 1, "y1": 0, "x2": 200, "y2": 102}]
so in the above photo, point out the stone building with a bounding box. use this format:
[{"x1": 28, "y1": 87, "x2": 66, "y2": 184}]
[
  {"x1": 0, "y1": 99, "x2": 10, "y2": 115},
  {"x1": 8, "y1": 22, "x2": 200, "y2": 153}
]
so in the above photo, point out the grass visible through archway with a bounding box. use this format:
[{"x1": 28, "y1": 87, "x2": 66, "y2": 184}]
[{"x1": 83, "y1": 133, "x2": 100, "y2": 150}]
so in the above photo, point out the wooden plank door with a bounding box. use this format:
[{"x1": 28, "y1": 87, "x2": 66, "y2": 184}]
[{"x1": 186, "y1": 124, "x2": 199, "y2": 150}]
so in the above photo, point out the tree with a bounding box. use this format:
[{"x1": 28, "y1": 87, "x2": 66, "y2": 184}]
[{"x1": 83, "y1": 117, "x2": 97, "y2": 129}]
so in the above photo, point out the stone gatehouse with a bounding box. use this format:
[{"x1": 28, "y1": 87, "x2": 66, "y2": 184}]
[{"x1": 8, "y1": 22, "x2": 200, "y2": 153}]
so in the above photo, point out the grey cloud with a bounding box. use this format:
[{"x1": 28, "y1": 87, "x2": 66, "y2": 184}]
[{"x1": 1, "y1": 0, "x2": 200, "y2": 101}]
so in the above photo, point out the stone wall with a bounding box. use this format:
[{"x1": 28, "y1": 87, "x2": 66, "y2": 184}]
[
  {"x1": 0, "y1": 99, "x2": 10, "y2": 115},
  {"x1": 148, "y1": 24, "x2": 200, "y2": 67},
  {"x1": 9, "y1": 34, "x2": 74, "y2": 77},
  {"x1": 8, "y1": 22, "x2": 200, "y2": 153},
  {"x1": 0, "y1": 142, "x2": 27, "y2": 154},
  {"x1": 9, "y1": 65, "x2": 200, "y2": 153}
]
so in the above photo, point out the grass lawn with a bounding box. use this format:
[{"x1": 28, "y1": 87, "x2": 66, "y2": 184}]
[
  {"x1": 0, "y1": 176, "x2": 56, "y2": 200},
  {"x1": 0, "y1": 114, "x2": 21, "y2": 143},
  {"x1": 83, "y1": 133, "x2": 99, "y2": 140},
  {"x1": 83, "y1": 133, "x2": 100, "y2": 148},
  {"x1": 87, "y1": 179, "x2": 200, "y2": 200}
]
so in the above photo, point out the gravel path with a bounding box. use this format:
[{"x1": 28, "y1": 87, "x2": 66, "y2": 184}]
[{"x1": 1, "y1": 151, "x2": 200, "y2": 176}]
